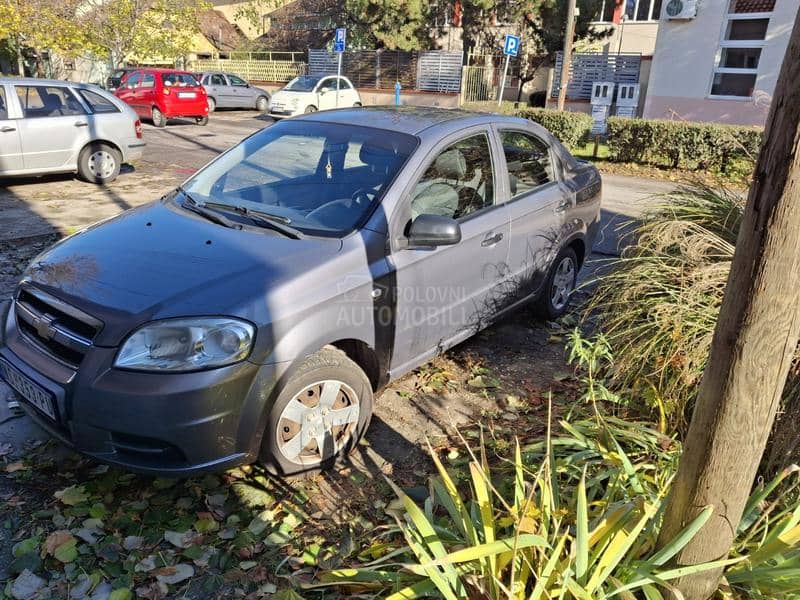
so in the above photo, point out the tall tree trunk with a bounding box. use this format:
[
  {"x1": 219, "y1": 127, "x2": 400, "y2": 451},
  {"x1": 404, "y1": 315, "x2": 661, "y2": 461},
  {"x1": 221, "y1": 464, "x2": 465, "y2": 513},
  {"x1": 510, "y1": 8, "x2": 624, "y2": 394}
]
[{"x1": 656, "y1": 11, "x2": 800, "y2": 599}]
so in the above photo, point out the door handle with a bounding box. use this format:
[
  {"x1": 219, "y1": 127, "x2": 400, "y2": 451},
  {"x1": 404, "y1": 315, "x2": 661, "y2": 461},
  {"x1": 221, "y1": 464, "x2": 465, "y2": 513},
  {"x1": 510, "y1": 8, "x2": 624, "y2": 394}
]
[
  {"x1": 555, "y1": 198, "x2": 572, "y2": 213},
  {"x1": 74, "y1": 121, "x2": 89, "y2": 127},
  {"x1": 481, "y1": 232, "x2": 504, "y2": 247},
  {"x1": 0, "y1": 126, "x2": 15, "y2": 133}
]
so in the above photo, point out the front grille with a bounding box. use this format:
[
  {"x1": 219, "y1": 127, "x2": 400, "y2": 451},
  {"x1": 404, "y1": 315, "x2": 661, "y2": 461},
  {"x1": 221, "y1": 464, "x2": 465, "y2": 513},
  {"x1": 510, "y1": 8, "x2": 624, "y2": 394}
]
[{"x1": 14, "y1": 287, "x2": 103, "y2": 368}]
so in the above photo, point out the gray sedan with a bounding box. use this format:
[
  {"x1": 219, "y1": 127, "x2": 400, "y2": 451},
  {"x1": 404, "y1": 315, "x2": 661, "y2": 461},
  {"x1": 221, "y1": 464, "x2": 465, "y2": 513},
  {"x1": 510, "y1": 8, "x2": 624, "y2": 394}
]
[
  {"x1": 197, "y1": 72, "x2": 270, "y2": 112},
  {"x1": 0, "y1": 77, "x2": 144, "y2": 183},
  {"x1": 0, "y1": 107, "x2": 600, "y2": 477}
]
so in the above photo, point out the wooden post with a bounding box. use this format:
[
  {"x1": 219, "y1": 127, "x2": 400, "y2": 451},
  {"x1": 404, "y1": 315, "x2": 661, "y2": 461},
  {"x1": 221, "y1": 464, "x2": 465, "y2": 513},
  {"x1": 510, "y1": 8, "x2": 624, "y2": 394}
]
[
  {"x1": 557, "y1": 0, "x2": 577, "y2": 111},
  {"x1": 657, "y1": 12, "x2": 800, "y2": 599}
]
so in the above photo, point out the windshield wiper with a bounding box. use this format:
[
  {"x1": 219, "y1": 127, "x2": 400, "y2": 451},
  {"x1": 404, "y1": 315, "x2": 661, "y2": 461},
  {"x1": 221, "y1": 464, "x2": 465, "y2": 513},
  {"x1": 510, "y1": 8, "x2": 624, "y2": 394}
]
[
  {"x1": 177, "y1": 188, "x2": 242, "y2": 230},
  {"x1": 202, "y1": 201, "x2": 304, "y2": 240}
]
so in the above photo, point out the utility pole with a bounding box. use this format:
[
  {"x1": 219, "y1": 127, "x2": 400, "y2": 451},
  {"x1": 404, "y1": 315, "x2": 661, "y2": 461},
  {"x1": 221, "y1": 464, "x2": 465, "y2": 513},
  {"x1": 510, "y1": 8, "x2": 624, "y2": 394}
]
[
  {"x1": 557, "y1": 0, "x2": 577, "y2": 111},
  {"x1": 656, "y1": 11, "x2": 800, "y2": 600}
]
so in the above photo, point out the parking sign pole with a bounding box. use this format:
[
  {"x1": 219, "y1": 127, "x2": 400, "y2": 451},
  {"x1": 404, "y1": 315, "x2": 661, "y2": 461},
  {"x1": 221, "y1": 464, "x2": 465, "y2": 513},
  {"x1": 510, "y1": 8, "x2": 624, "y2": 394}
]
[
  {"x1": 336, "y1": 52, "x2": 342, "y2": 108},
  {"x1": 498, "y1": 53, "x2": 510, "y2": 107}
]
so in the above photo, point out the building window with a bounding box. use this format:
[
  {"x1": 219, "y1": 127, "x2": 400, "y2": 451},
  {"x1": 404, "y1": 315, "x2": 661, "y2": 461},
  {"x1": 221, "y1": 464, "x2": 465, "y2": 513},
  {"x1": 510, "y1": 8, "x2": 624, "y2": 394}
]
[
  {"x1": 624, "y1": 0, "x2": 663, "y2": 21},
  {"x1": 710, "y1": 0, "x2": 774, "y2": 97},
  {"x1": 593, "y1": 0, "x2": 618, "y2": 22}
]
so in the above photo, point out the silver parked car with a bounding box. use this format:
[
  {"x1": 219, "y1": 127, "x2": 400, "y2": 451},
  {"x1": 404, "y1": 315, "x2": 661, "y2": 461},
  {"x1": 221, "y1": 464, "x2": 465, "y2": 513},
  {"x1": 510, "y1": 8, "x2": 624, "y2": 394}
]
[
  {"x1": 197, "y1": 72, "x2": 270, "y2": 113},
  {"x1": 0, "y1": 78, "x2": 144, "y2": 183},
  {"x1": 0, "y1": 107, "x2": 600, "y2": 476}
]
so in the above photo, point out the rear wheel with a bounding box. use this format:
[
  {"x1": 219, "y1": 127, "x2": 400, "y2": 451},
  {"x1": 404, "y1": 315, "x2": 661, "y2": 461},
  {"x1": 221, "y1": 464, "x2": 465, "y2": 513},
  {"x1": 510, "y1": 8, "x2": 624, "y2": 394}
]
[
  {"x1": 534, "y1": 246, "x2": 578, "y2": 320},
  {"x1": 260, "y1": 347, "x2": 373, "y2": 477},
  {"x1": 207, "y1": 97, "x2": 216, "y2": 113},
  {"x1": 354, "y1": 102, "x2": 362, "y2": 107},
  {"x1": 77, "y1": 142, "x2": 121, "y2": 184},
  {"x1": 151, "y1": 106, "x2": 166, "y2": 128},
  {"x1": 256, "y1": 95, "x2": 269, "y2": 112},
  {"x1": 304, "y1": 105, "x2": 317, "y2": 114}
]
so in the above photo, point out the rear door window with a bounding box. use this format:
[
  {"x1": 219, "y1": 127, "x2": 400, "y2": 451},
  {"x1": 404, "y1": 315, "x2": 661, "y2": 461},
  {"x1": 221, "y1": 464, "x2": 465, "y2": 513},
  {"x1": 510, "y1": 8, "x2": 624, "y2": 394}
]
[
  {"x1": 499, "y1": 131, "x2": 554, "y2": 198},
  {"x1": 78, "y1": 89, "x2": 120, "y2": 114},
  {"x1": 15, "y1": 86, "x2": 87, "y2": 118},
  {"x1": 141, "y1": 73, "x2": 155, "y2": 88},
  {"x1": 210, "y1": 74, "x2": 225, "y2": 86}
]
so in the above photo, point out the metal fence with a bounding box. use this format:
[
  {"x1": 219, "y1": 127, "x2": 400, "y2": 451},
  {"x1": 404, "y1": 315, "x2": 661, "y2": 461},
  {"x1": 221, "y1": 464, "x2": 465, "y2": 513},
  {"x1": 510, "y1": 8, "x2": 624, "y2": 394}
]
[
  {"x1": 187, "y1": 58, "x2": 306, "y2": 83},
  {"x1": 308, "y1": 49, "x2": 462, "y2": 92},
  {"x1": 552, "y1": 52, "x2": 642, "y2": 99}
]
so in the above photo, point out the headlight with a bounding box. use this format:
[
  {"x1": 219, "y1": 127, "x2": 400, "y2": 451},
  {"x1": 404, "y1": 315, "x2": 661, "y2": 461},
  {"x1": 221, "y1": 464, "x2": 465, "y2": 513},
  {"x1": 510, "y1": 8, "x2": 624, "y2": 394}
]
[{"x1": 114, "y1": 317, "x2": 255, "y2": 372}]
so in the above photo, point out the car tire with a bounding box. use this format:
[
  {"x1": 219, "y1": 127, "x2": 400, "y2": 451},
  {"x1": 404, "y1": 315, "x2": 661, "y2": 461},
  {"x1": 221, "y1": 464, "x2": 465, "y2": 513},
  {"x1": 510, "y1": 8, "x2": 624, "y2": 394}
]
[
  {"x1": 207, "y1": 97, "x2": 216, "y2": 113},
  {"x1": 260, "y1": 347, "x2": 373, "y2": 477},
  {"x1": 533, "y1": 246, "x2": 578, "y2": 320},
  {"x1": 196, "y1": 116, "x2": 209, "y2": 126},
  {"x1": 77, "y1": 142, "x2": 121, "y2": 184},
  {"x1": 152, "y1": 106, "x2": 166, "y2": 128},
  {"x1": 304, "y1": 105, "x2": 317, "y2": 113},
  {"x1": 354, "y1": 102, "x2": 362, "y2": 107},
  {"x1": 256, "y1": 95, "x2": 269, "y2": 112}
]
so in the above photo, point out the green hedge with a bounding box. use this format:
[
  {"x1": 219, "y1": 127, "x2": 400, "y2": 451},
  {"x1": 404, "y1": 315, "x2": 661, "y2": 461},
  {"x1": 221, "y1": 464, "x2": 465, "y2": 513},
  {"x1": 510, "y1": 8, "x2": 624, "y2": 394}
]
[
  {"x1": 514, "y1": 107, "x2": 763, "y2": 173},
  {"x1": 605, "y1": 117, "x2": 763, "y2": 172},
  {"x1": 517, "y1": 108, "x2": 592, "y2": 149}
]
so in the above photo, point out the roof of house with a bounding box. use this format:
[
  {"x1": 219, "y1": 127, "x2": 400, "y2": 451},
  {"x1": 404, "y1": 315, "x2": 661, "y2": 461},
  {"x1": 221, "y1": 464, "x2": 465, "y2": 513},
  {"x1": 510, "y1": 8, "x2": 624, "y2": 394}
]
[{"x1": 198, "y1": 9, "x2": 246, "y2": 51}]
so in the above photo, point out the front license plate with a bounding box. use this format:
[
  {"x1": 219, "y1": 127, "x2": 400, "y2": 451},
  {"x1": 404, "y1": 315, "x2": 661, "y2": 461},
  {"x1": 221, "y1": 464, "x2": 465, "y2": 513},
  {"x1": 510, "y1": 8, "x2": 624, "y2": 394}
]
[
  {"x1": 178, "y1": 92, "x2": 197, "y2": 99},
  {"x1": 0, "y1": 358, "x2": 56, "y2": 420}
]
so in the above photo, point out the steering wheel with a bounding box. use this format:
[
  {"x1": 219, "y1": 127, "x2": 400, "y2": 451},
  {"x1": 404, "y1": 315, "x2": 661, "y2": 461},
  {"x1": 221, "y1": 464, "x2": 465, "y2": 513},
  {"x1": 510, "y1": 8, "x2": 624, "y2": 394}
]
[{"x1": 351, "y1": 188, "x2": 376, "y2": 207}]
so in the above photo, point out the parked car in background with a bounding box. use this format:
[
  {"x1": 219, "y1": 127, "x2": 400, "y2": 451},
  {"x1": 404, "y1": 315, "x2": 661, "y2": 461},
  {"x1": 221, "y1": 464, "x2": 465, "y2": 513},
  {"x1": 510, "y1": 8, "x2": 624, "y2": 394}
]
[
  {"x1": 106, "y1": 67, "x2": 138, "y2": 92},
  {"x1": 115, "y1": 69, "x2": 208, "y2": 127},
  {"x1": 268, "y1": 74, "x2": 361, "y2": 118},
  {"x1": 0, "y1": 78, "x2": 144, "y2": 183},
  {"x1": 0, "y1": 107, "x2": 601, "y2": 477},
  {"x1": 197, "y1": 72, "x2": 270, "y2": 113}
]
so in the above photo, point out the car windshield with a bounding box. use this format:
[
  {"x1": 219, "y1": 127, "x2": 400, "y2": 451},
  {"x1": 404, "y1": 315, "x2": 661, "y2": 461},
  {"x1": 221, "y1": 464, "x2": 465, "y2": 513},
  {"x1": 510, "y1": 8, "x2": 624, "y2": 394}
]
[
  {"x1": 161, "y1": 73, "x2": 198, "y2": 87},
  {"x1": 284, "y1": 76, "x2": 322, "y2": 92},
  {"x1": 182, "y1": 121, "x2": 418, "y2": 237}
]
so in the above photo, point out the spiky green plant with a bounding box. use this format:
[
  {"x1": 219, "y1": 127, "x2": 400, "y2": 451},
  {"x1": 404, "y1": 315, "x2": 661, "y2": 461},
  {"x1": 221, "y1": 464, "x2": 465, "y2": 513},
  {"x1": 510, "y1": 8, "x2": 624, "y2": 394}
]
[{"x1": 309, "y1": 411, "x2": 800, "y2": 599}]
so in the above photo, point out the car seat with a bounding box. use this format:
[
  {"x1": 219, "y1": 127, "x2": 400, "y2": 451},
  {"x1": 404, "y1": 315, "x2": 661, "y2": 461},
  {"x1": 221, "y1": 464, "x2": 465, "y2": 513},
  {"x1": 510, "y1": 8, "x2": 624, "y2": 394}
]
[{"x1": 410, "y1": 148, "x2": 465, "y2": 221}]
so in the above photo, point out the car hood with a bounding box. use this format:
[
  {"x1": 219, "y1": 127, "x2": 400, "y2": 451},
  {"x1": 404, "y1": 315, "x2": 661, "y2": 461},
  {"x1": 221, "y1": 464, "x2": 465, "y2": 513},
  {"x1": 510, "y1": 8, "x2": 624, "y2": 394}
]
[
  {"x1": 21, "y1": 200, "x2": 343, "y2": 346},
  {"x1": 270, "y1": 90, "x2": 312, "y2": 105}
]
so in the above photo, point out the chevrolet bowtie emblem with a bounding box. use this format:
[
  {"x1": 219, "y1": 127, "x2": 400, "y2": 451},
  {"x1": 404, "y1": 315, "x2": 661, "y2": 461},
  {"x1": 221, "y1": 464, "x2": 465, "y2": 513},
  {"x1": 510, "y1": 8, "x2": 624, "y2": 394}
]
[{"x1": 32, "y1": 315, "x2": 57, "y2": 341}]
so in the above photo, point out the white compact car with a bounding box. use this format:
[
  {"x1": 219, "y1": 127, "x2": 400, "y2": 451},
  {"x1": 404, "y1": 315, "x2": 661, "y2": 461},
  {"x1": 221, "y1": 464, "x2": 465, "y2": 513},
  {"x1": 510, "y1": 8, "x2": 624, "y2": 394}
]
[
  {"x1": 0, "y1": 78, "x2": 145, "y2": 184},
  {"x1": 268, "y1": 75, "x2": 361, "y2": 118}
]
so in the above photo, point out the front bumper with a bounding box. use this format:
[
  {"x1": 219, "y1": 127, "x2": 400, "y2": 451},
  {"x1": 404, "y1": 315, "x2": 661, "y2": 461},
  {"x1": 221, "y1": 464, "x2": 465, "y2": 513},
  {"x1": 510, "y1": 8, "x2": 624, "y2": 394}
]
[{"x1": 0, "y1": 300, "x2": 286, "y2": 476}]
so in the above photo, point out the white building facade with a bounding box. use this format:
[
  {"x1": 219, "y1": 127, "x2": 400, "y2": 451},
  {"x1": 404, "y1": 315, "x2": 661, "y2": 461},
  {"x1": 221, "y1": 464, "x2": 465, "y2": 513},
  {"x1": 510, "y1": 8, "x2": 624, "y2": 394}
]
[{"x1": 643, "y1": 0, "x2": 798, "y2": 125}]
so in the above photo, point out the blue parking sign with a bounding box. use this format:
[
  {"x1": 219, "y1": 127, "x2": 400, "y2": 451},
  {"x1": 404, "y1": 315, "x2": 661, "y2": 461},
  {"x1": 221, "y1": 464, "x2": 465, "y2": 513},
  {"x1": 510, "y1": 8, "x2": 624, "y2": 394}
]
[
  {"x1": 334, "y1": 28, "x2": 346, "y2": 53},
  {"x1": 504, "y1": 34, "x2": 520, "y2": 56}
]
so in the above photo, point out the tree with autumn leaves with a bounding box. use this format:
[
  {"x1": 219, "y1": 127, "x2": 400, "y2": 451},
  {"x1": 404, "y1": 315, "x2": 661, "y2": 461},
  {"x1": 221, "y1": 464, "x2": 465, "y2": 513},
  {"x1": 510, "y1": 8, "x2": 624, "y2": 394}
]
[{"x1": 0, "y1": 0, "x2": 208, "y2": 75}]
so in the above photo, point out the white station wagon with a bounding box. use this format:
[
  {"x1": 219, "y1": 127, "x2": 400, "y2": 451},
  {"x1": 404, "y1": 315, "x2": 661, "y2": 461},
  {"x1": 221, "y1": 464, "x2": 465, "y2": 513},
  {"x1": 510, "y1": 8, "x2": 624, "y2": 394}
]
[
  {"x1": 268, "y1": 75, "x2": 362, "y2": 118},
  {"x1": 0, "y1": 78, "x2": 145, "y2": 184}
]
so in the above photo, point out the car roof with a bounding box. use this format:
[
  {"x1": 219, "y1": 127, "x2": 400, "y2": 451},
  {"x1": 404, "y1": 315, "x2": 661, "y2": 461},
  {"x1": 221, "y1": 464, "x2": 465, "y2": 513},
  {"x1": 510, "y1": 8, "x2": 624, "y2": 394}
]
[
  {"x1": 0, "y1": 77, "x2": 107, "y2": 89},
  {"x1": 294, "y1": 105, "x2": 533, "y2": 137}
]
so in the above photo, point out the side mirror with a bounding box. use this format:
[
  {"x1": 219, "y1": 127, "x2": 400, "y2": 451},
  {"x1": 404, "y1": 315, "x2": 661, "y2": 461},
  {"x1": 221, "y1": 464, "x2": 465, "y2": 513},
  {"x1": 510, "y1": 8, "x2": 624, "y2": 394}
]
[
  {"x1": 407, "y1": 214, "x2": 461, "y2": 248},
  {"x1": 319, "y1": 87, "x2": 329, "y2": 94}
]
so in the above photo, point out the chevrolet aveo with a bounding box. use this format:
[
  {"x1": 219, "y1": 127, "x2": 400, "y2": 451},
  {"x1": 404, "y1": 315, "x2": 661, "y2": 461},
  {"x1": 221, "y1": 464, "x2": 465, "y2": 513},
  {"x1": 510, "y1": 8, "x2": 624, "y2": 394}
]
[{"x1": 0, "y1": 107, "x2": 601, "y2": 477}]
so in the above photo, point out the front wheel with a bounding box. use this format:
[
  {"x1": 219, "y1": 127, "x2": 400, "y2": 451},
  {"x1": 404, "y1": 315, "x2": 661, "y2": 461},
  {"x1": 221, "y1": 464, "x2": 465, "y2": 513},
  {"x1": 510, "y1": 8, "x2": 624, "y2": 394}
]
[
  {"x1": 304, "y1": 105, "x2": 317, "y2": 114},
  {"x1": 534, "y1": 246, "x2": 578, "y2": 320},
  {"x1": 195, "y1": 116, "x2": 209, "y2": 126},
  {"x1": 256, "y1": 95, "x2": 269, "y2": 112},
  {"x1": 151, "y1": 106, "x2": 166, "y2": 128},
  {"x1": 77, "y1": 142, "x2": 121, "y2": 184},
  {"x1": 353, "y1": 102, "x2": 362, "y2": 107},
  {"x1": 260, "y1": 347, "x2": 373, "y2": 477}
]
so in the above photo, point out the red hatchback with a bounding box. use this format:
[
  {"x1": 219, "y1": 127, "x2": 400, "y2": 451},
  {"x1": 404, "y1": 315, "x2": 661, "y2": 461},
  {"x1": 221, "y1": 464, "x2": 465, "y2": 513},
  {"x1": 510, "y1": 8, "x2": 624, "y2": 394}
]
[{"x1": 115, "y1": 68, "x2": 209, "y2": 127}]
